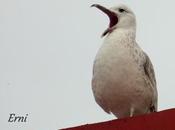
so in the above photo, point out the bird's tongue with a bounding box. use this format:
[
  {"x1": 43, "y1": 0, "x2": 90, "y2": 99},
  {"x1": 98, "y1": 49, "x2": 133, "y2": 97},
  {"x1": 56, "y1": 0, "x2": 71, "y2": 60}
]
[{"x1": 91, "y1": 4, "x2": 118, "y2": 28}]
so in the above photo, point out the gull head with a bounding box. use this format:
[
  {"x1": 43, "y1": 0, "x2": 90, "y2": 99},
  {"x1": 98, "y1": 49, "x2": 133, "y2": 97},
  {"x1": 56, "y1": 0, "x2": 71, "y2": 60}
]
[{"x1": 91, "y1": 4, "x2": 136, "y2": 37}]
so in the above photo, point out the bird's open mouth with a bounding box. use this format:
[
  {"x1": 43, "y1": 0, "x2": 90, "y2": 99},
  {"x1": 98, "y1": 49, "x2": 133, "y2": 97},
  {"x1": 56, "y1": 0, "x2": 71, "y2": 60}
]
[{"x1": 91, "y1": 4, "x2": 118, "y2": 36}]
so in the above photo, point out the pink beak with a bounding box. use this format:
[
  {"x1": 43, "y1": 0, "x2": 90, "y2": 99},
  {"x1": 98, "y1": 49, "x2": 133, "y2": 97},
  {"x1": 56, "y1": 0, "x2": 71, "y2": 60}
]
[{"x1": 91, "y1": 4, "x2": 118, "y2": 37}]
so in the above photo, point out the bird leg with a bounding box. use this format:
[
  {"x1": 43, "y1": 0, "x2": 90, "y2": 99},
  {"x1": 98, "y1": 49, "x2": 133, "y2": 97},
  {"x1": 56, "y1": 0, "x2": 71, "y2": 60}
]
[{"x1": 130, "y1": 107, "x2": 135, "y2": 117}]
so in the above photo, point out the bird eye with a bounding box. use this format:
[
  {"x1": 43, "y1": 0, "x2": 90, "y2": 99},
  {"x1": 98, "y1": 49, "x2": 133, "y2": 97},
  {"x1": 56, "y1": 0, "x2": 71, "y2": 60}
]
[{"x1": 119, "y1": 8, "x2": 125, "y2": 13}]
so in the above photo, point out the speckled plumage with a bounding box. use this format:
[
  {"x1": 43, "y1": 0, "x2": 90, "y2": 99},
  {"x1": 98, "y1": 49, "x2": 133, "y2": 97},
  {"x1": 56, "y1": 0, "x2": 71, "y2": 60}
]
[{"x1": 92, "y1": 4, "x2": 158, "y2": 118}]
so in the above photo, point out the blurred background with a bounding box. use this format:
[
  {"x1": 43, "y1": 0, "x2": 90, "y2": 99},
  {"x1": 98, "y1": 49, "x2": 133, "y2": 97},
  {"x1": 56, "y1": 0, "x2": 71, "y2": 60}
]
[{"x1": 1, "y1": 0, "x2": 175, "y2": 130}]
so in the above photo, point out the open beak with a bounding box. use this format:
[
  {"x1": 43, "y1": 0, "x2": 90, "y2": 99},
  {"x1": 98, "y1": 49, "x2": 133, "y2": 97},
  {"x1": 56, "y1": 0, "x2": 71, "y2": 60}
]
[{"x1": 91, "y1": 4, "x2": 118, "y2": 37}]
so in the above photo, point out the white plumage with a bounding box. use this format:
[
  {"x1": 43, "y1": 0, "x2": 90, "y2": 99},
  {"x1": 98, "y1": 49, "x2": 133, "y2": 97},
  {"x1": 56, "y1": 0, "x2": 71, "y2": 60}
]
[{"x1": 92, "y1": 4, "x2": 158, "y2": 118}]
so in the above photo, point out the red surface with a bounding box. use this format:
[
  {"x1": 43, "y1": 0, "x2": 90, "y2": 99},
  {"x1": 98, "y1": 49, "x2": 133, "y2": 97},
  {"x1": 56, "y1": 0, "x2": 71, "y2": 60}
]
[{"x1": 61, "y1": 108, "x2": 175, "y2": 130}]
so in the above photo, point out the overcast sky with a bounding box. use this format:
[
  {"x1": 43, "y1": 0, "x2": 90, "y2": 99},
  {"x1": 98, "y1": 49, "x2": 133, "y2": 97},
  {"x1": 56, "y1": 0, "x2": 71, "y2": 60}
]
[{"x1": 1, "y1": 0, "x2": 175, "y2": 130}]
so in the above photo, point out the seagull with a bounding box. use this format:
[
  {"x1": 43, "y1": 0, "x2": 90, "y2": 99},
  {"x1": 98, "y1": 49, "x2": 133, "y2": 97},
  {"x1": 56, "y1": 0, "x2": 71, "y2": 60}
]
[{"x1": 91, "y1": 4, "x2": 158, "y2": 118}]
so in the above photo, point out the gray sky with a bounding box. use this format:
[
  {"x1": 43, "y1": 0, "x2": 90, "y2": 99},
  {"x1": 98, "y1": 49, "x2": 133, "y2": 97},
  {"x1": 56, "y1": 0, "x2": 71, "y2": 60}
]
[{"x1": 1, "y1": 0, "x2": 175, "y2": 130}]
